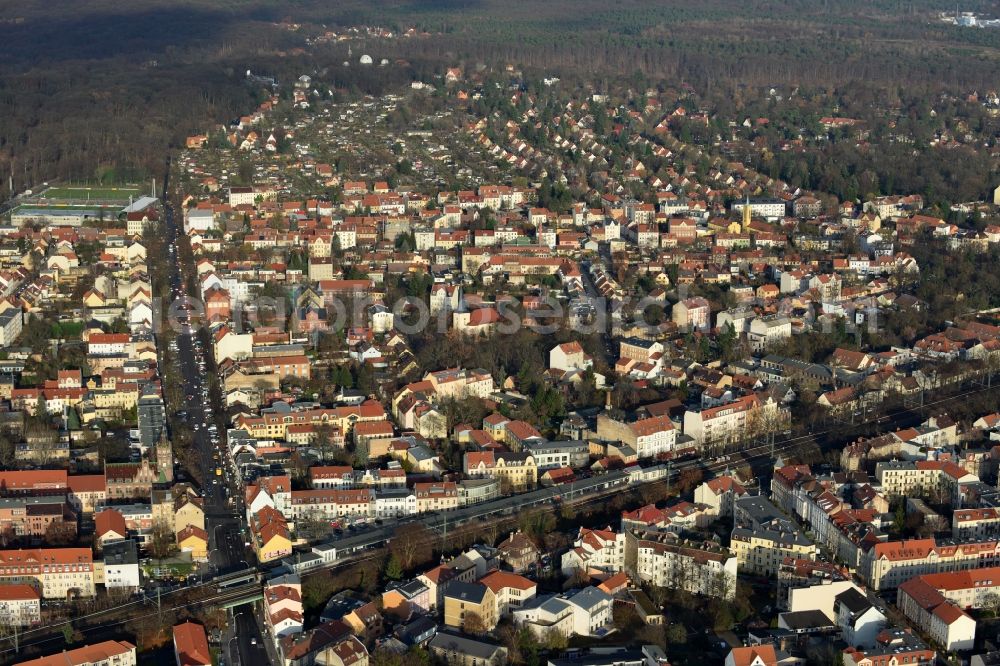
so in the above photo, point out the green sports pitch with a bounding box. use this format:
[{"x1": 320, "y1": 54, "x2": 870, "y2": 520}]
[{"x1": 42, "y1": 185, "x2": 142, "y2": 202}]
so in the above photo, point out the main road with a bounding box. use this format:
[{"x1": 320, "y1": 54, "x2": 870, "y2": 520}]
[{"x1": 159, "y1": 160, "x2": 268, "y2": 664}]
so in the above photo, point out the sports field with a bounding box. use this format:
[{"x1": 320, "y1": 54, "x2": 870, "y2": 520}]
[{"x1": 42, "y1": 185, "x2": 141, "y2": 201}]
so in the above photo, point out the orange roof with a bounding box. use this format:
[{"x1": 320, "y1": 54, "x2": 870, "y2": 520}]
[
  {"x1": 15, "y1": 640, "x2": 135, "y2": 666},
  {"x1": 0, "y1": 583, "x2": 39, "y2": 601},
  {"x1": 706, "y1": 476, "x2": 747, "y2": 495},
  {"x1": 353, "y1": 420, "x2": 393, "y2": 436},
  {"x1": 173, "y1": 621, "x2": 211, "y2": 666},
  {"x1": 629, "y1": 415, "x2": 674, "y2": 437},
  {"x1": 0, "y1": 470, "x2": 68, "y2": 491},
  {"x1": 728, "y1": 645, "x2": 777, "y2": 666},
  {"x1": 479, "y1": 569, "x2": 536, "y2": 593},
  {"x1": 178, "y1": 525, "x2": 208, "y2": 543},
  {"x1": 0, "y1": 548, "x2": 93, "y2": 567},
  {"x1": 94, "y1": 509, "x2": 127, "y2": 539},
  {"x1": 597, "y1": 571, "x2": 628, "y2": 594}
]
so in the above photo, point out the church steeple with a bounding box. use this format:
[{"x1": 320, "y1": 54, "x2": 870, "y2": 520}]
[{"x1": 741, "y1": 195, "x2": 752, "y2": 233}]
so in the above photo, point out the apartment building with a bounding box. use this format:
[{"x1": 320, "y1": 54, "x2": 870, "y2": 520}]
[
  {"x1": 841, "y1": 628, "x2": 935, "y2": 666},
  {"x1": 618, "y1": 338, "x2": 664, "y2": 364},
  {"x1": 860, "y1": 538, "x2": 1000, "y2": 590},
  {"x1": 463, "y1": 451, "x2": 538, "y2": 491},
  {"x1": 694, "y1": 476, "x2": 748, "y2": 518},
  {"x1": 560, "y1": 527, "x2": 625, "y2": 576},
  {"x1": 443, "y1": 582, "x2": 498, "y2": 632},
  {"x1": 0, "y1": 548, "x2": 95, "y2": 599},
  {"x1": 683, "y1": 394, "x2": 785, "y2": 449},
  {"x1": 233, "y1": 402, "x2": 386, "y2": 440},
  {"x1": 478, "y1": 570, "x2": 537, "y2": 617},
  {"x1": 0, "y1": 584, "x2": 40, "y2": 625},
  {"x1": 875, "y1": 460, "x2": 977, "y2": 502},
  {"x1": 0, "y1": 496, "x2": 77, "y2": 541},
  {"x1": 595, "y1": 414, "x2": 677, "y2": 459},
  {"x1": 0, "y1": 308, "x2": 22, "y2": 347},
  {"x1": 424, "y1": 367, "x2": 495, "y2": 400},
  {"x1": 512, "y1": 586, "x2": 613, "y2": 640},
  {"x1": 624, "y1": 530, "x2": 737, "y2": 600},
  {"x1": 953, "y1": 507, "x2": 1000, "y2": 539},
  {"x1": 672, "y1": 297, "x2": 711, "y2": 332},
  {"x1": 413, "y1": 482, "x2": 459, "y2": 513},
  {"x1": 748, "y1": 316, "x2": 792, "y2": 353},
  {"x1": 172, "y1": 622, "x2": 211, "y2": 666},
  {"x1": 286, "y1": 489, "x2": 374, "y2": 521},
  {"x1": 521, "y1": 440, "x2": 589, "y2": 470},
  {"x1": 731, "y1": 496, "x2": 817, "y2": 576},
  {"x1": 897, "y1": 572, "x2": 982, "y2": 651},
  {"x1": 733, "y1": 197, "x2": 787, "y2": 220}
]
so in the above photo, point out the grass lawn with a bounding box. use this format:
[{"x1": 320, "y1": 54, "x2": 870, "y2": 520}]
[{"x1": 43, "y1": 185, "x2": 141, "y2": 201}]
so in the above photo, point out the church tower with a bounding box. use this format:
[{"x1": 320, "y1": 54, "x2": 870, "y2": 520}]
[
  {"x1": 154, "y1": 434, "x2": 174, "y2": 484},
  {"x1": 741, "y1": 195, "x2": 752, "y2": 233}
]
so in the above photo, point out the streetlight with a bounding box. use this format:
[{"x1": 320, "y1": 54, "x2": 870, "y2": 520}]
[{"x1": 229, "y1": 636, "x2": 240, "y2": 666}]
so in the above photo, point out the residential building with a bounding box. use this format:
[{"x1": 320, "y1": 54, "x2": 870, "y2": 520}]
[
  {"x1": 512, "y1": 586, "x2": 613, "y2": 640},
  {"x1": 0, "y1": 309, "x2": 22, "y2": 347},
  {"x1": 694, "y1": 476, "x2": 748, "y2": 518},
  {"x1": 428, "y1": 631, "x2": 507, "y2": 666},
  {"x1": 14, "y1": 641, "x2": 136, "y2": 666},
  {"x1": 497, "y1": 531, "x2": 540, "y2": 573},
  {"x1": 0, "y1": 584, "x2": 40, "y2": 626},
  {"x1": 103, "y1": 540, "x2": 141, "y2": 590},
  {"x1": 898, "y1": 574, "x2": 978, "y2": 651},
  {"x1": 0, "y1": 548, "x2": 95, "y2": 598},
  {"x1": 596, "y1": 415, "x2": 677, "y2": 459},
  {"x1": 479, "y1": 569, "x2": 537, "y2": 616},
  {"x1": 443, "y1": 582, "x2": 497, "y2": 633},
  {"x1": 672, "y1": 297, "x2": 711, "y2": 332},
  {"x1": 463, "y1": 451, "x2": 537, "y2": 491},
  {"x1": 725, "y1": 645, "x2": 778, "y2": 666},
  {"x1": 834, "y1": 587, "x2": 886, "y2": 648},
  {"x1": 860, "y1": 538, "x2": 1000, "y2": 590},
  {"x1": 841, "y1": 628, "x2": 935, "y2": 666},
  {"x1": 875, "y1": 460, "x2": 977, "y2": 503},
  {"x1": 173, "y1": 621, "x2": 211, "y2": 666},
  {"x1": 683, "y1": 394, "x2": 786, "y2": 449},
  {"x1": 624, "y1": 530, "x2": 737, "y2": 600}
]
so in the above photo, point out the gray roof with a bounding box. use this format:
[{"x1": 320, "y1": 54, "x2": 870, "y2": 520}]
[
  {"x1": 103, "y1": 539, "x2": 139, "y2": 566},
  {"x1": 835, "y1": 587, "x2": 874, "y2": 616},
  {"x1": 444, "y1": 582, "x2": 488, "y2": 604},
  {"x1": 567, "y1": 586, "x2": 611, "y2": 612},
  {"x1": 428, "y1": 631, "x2": 504, "y2": 660},
  {"x1": 121, "y1": 196, "x2": 159, "y2": 213},
  {"x1": 779, "y1": 609, "x2": 835, "y2": 630},
  {"x1": 0, "y1": 309, "x2": 21, "y2": 326}
]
